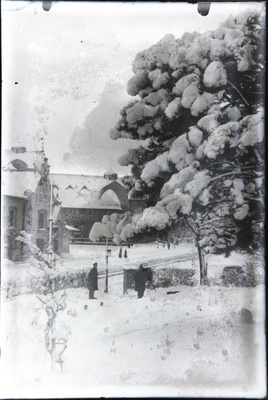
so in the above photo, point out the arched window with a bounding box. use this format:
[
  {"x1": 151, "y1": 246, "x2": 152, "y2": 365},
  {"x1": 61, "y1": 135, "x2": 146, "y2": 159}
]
[
  {"x1": 36, "y1": 238, "x2": 45, "y2": 252},
  {"x1": 99, "y1": 189, "x2": 121, "y2": 207},
  {"x1": 9, "y1": 207, "x2": 17, "y2": 227},
  {"x1": 10, "y1": 159, "x2": 28, "y2": 171},
  {"x1": 38, "y1": 210, "x2": 47, "y2": 229}
]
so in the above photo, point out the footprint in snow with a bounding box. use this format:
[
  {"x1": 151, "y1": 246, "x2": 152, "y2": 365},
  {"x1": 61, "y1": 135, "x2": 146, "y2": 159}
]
[{"x1": 110, "y1": 348, "x2": 117, "y2": 353}]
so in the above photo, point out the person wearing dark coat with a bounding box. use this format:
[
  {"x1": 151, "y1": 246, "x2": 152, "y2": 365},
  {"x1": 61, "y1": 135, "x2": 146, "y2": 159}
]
[
  {"x1": 134, "y1": 264, "x2": 147, "y2": 299},
  {"x1": 87, "y1": 262, "x2": 98, "y2": 299}
]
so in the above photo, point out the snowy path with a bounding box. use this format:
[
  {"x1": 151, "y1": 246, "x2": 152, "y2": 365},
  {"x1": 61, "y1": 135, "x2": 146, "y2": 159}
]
[
  {"x1": 62, "y1": 242, "x2": 196, "y2": 273},
  {"x1": 1, "y1": 243, "x2": 196, "y2": 285}
]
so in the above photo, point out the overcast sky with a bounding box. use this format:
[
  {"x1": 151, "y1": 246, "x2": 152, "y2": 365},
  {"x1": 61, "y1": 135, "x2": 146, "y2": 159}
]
[{"x1": 2, "y1": 1, "x2": 263, "y2": 175}]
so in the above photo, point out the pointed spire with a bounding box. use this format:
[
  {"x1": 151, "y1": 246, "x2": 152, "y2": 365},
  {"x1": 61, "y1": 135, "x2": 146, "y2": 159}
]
[{"x1": 34, "y1": 138, "x2": 49, "y2": 184}]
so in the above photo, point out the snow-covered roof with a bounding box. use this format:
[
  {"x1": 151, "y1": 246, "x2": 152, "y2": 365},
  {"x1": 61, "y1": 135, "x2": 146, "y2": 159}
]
[
  {"x1": 2, "y1": 170, "x2": 125, "y2": 210},
  {"x1": 2, "y1": 149, "x2": 41, "y2": 171},
  {"x1": 50, "y1": 173, "x2": 124, "y2": 210},
  {"x1": 1, "y1": 171, "x2": 41, "y2": 198}
]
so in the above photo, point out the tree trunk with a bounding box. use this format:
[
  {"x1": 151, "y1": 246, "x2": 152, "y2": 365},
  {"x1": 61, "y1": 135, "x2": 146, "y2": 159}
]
[
  {"x1": 183, "y1": 217, "x2": 208, "y2": 285},
  {"x1": 196, "y1": 237, "x2": 207, "y2": 285}
]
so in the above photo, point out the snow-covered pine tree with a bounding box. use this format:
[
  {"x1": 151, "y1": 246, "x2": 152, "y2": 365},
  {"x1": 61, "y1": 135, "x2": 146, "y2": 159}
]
[{"x1": 90, "y1": 10, "x2": 265, "y2": 283}]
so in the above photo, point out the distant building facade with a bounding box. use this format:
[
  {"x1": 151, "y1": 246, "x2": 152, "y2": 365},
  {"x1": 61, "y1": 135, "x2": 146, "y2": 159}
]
[
  {"x1": 50, "y1": 171, "x2": 145, "y2": 239},
  {"x1": 2, "y1": 147, "x2": 74, "y2": 261},
  {"x1": 2, "y1": 147, "x2": 146, "y2": 260}
]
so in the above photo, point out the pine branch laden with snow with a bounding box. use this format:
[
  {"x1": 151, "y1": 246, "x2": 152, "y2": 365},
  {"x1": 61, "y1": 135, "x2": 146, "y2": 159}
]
[
  {"x1": 91, "y1": 10, "x2": 265, "y2": 277},
  {"x1": 89, "y1": 212, "x2": 136, "y2": 245},
  {"x1": 16, "y1": 231, "x2": 70, "y2": 372}
]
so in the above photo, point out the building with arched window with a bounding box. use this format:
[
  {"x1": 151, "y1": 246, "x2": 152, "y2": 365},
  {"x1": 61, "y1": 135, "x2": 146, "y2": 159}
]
[
  {"x1": 2, "y1": 147, "x2": 75, "y2": 261},
  {"x1": 2, "y1": 147, "x2": 145, "y2": 260},
  {"x1": 50, "y1": 172, "x2": 145, "y2": 240}
]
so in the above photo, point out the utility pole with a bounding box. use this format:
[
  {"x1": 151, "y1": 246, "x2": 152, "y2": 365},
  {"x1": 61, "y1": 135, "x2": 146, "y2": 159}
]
[
  {"x1": 48, "y1": 182, "x2": 53, "y2": 267},
  {"x1": 105, "y1": 236, "x2": 108, "y2": 293},
  {"x1": 48, "y1": 181, "x2": 56, "y2": 371}
]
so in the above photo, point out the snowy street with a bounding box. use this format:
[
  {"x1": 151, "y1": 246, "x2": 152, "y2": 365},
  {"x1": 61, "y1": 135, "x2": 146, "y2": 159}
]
[
  {"x1": 67, "y1": 242, "x2": 197, "y2": 272},
  {"x1": 1, "y1": 242, "x2": 197, "y2": 285},
  {"x1": 1, "y1": 242, "x2": 250, "y2": 289}
]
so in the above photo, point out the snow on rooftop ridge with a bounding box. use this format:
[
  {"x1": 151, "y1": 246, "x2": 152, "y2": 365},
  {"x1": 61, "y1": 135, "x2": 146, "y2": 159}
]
[
  {"x1": 2, "y1": 171, "x2": 41, "y2": 198},
  {"x1": 50, "y1": 173, "x2": 124, "y2": 209},
  {"x1": 3, "y1": 148, "x2": 48, "y2": 172}
]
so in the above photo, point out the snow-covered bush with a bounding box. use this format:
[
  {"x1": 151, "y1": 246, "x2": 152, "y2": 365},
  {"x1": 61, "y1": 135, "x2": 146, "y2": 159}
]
[
  {"x1": 3, "y1": 269, "x2": 89, "y2": 299},
  {"x1": 244, "y1": 253, "x2": 265, "y2": 287},
  {"x1": 2, "y1": 280, "x2": 24, "y2": 300},
  {"x1": 15, "y1": 231, "x2": 70, "y2": 372},
  {"x1": 152, "y1": 268, "x2": 197, "y2": 287},
  {"x1": 221, "y1": 266, "x2": 247, "y2": 287}
]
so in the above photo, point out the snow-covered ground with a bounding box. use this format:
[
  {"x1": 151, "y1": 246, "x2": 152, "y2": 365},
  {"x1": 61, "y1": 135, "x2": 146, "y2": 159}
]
[{"x1": 0, "y1": 244, "x2": 266, "y2": 398}]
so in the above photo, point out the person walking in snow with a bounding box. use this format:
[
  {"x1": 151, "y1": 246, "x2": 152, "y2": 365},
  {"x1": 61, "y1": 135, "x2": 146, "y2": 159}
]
[
  {"x1": 124, "y1": 249, "x2": 128, "y2": 259},
  {"x1": 134, "y1": 264, "x2": 147, "y2": 299},
  {"x1": 87, "y1": 262, "x2": 98, "y2": 299}
]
